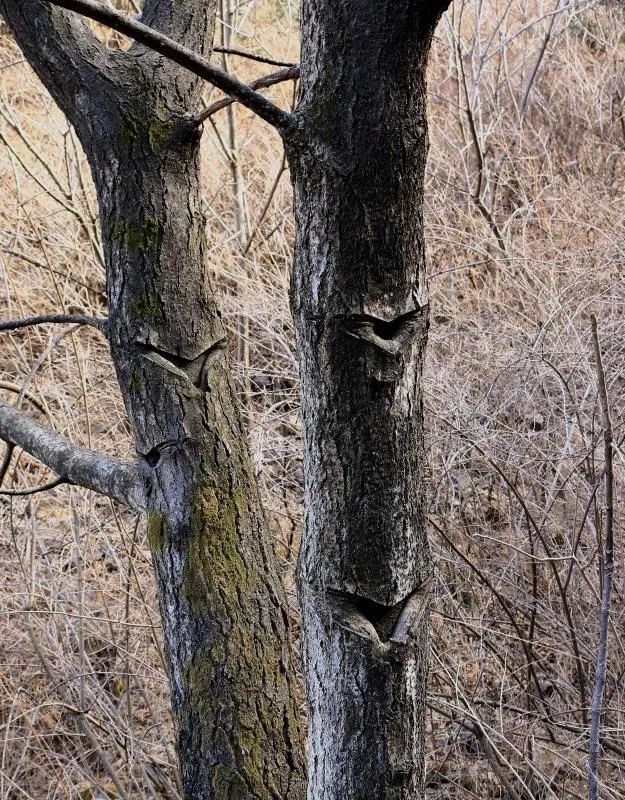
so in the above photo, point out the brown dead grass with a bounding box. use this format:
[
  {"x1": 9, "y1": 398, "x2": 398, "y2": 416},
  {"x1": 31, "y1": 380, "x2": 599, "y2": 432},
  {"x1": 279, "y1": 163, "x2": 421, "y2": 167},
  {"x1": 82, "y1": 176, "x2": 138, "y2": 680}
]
[{"x1": 0, "y1": 0, "x2": 624, "y2": 797}]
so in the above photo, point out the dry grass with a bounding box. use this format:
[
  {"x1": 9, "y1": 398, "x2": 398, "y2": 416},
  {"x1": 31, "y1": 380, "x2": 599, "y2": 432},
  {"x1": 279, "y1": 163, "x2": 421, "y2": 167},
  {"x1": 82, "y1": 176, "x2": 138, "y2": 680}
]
[{"x1": 0, "y1": 0, "x2": 624, "y2": 797}]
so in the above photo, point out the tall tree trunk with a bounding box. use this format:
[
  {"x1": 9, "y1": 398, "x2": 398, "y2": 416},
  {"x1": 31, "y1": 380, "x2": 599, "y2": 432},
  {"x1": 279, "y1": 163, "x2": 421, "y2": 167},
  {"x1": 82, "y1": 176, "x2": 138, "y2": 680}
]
[
  {"x1": 96, "y1": 90, "x2": 305, "y2": 800},
  {"x1": 286, "y1": 2, "x2": 448, "y2": 797},
  {"x1": 2, "y1": 1, "x2": 452, "y2": 798},
  {"x1": 0, "y1": 3, "x2": 305, "y2": 798}
]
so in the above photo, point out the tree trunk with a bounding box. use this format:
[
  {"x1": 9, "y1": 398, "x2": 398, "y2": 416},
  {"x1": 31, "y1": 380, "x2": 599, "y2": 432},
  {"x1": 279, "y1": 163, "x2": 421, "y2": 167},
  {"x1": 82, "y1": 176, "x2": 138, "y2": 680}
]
[
  {"x1": 2, "y1": 0, "x2": 451, "y2": 797},
  {"x1": 286, "y1": 2, "x2": 448, "y2": 797},
  {"x1": 96, "y1": 93, "x2": 305, "y2": 800},
  {"x1": 0, "y1": 3, "x2": 305, "y2": 798}
]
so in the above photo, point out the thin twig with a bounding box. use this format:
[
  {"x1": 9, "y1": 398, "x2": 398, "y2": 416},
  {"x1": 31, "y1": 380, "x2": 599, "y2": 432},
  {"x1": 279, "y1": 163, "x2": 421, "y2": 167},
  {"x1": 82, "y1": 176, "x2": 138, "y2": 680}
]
[
  {"x1": 430, "y1": 515, "x2": 556, "y2": 721},
  {"x1": 243, "y1": 151, "x2": 288, "y2": 254},
  {"x1": 519, "y1": 0, "x2": 563, "y2": 120},
  {"x1": 0, "y1": 382, "x2": 47, "y2": 414},
  {"x1": 213, "y1": 46, "x2": 296, "y2": 68},
  {"x1": 432, "y1": 408, "x2": 591, "y2": 715},
  {"x1": 0, "y1": 313, "x2": 108, "y2": 334},
  {"x1": 0, "y1": 476, "x2": 68, "y2": 496},
  {"x1": 588, "y1": 315, "x2": 615, "y2": 800},
  {"x1": 0, "y1": 244, "x2": 106, "y2": 298},
  {"x1": 0, "y1": 325, "x2": 80, "y2": 489}
]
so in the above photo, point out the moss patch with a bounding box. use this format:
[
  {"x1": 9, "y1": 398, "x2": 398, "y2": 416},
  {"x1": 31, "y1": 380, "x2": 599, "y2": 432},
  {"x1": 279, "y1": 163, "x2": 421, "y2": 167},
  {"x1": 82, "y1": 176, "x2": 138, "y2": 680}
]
[
  {"x1": 129, "y1": 293, "x2": 163, "y2": 323},
  {"x1": 211, "y1": 765, "x2": 250, "y2": 800},
  {"x1": 129, "y1": 370, "x2": 143, "y2": 393},
  {"x1": 148, "y1": 117, "x2": 175, "y2": 154},
  {"x1": 182, "y1": 482, "x2": 253, "y2": 615},
  {"x1": 154, "y1": 475, "x2": 303, "y2": 797},
  {"x1": 108, "y1": 217, "x2": 162, "y2": 254},
  {"x1": 147, "y1": 512, "x2": 168, "y2": 555},
  {"x1": 120, "y1": 118, "x2": 140, "y2": 147}
]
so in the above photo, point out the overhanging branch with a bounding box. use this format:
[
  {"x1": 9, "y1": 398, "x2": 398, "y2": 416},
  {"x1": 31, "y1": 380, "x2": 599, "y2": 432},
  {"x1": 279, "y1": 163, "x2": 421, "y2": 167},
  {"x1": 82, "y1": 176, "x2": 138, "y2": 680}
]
[
  {"x1": 46, "y1": 0, "x2": 297, "y2": 132},
  {"x1": 0, "y1": 400, "x2": 144, "y2": 511}
]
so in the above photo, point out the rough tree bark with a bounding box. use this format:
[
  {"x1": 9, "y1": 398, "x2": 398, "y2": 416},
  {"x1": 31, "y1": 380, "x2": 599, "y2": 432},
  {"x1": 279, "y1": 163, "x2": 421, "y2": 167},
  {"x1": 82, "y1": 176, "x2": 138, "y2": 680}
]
[
  {"x1": 0, "y1": 2, "x2": 304, "y2": 798},
  {"x1": 286, "y1": 2, "x2": 450, "y2": 797},
  {"x1": 0, "y1": 1, "x2": 450, "y2": 798}
]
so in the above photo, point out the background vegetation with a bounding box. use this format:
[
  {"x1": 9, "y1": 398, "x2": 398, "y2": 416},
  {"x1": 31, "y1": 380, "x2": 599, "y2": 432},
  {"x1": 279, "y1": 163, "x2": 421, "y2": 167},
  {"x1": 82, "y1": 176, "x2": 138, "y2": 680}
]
[{"x1": 0, "y1": 0, "x2": 623, "y2": 797}]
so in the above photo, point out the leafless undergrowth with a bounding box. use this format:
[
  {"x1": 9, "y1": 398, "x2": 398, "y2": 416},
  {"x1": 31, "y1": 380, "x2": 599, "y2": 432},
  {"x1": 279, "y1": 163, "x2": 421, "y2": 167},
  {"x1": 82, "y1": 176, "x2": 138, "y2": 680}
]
[{"x1": 0, "y1": 0, "x2": 623, "y2": 797}]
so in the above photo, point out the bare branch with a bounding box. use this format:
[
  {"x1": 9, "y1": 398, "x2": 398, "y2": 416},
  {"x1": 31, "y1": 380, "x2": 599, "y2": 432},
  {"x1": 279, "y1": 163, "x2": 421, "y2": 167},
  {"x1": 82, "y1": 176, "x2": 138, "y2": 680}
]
[
  {"x1": 195, "y1": 66, "x2": 300, "y2": 124},
  {"x1": 0, "y1": 382, "x2": 47, "y2": 414},
  {"x1": 46, "y1": 0, "x2": 297, "y2": 132},
  {"x1": 0, "y1": 245, "x2": 106, "y2": 298},
  {"x1": 0, "y1": 476, "x2": 68, "y2": 497},
  {"x1": 588, "y1": 315, "x2": 615, "y2": 800},
  {"x1": 213, "y1": 46, "x2": 296, "y2": 68},
  {"x1": 0, "y1": 400, "x2": 144, "y2": 512},
  {"x1": 0, "y1": 313, "x2": 108, "y2": 334}
]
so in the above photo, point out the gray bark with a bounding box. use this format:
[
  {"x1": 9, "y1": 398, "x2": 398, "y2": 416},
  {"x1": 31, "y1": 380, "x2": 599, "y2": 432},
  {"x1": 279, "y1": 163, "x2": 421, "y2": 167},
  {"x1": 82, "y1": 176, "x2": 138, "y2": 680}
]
[
  {"x1": 0, "y1": 398, "x2": 144, "y2": 510},
  {"x1": 285, "y1": 2, "x2": 449, "y2": 797},
  {"x1": 0, "y1": 2, "x2": 305, "y2": 798}
]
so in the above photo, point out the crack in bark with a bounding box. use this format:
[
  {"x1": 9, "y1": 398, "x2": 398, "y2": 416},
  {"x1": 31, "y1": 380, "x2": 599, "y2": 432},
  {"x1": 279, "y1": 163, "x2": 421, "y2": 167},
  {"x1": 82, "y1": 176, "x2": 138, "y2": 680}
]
[
  {"x1": 342, "y1": 308, "x2": 425, "y2": 355},
  {"x1": 326, "y1": 577, "x2": 431, "y2": 646},
  {"x1": 141, "y1": 437, "x2": 193, "y2": 467},
  {"x1": 139, "y1": 339, "x2": 226, "y2": 391},
  {"x1": 389, "y1": 577, "x2": 431, "y2": 645}
]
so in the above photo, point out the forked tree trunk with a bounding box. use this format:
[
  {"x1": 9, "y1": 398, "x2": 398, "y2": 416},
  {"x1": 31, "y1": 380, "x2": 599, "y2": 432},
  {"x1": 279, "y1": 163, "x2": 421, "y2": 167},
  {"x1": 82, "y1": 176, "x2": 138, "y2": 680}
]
[
  {"x1": 286, "y1": 2, "x2": 449, "y2": 797},
  {"x1": 0, "y1": 3, "x2": 305, "y2": 798}
]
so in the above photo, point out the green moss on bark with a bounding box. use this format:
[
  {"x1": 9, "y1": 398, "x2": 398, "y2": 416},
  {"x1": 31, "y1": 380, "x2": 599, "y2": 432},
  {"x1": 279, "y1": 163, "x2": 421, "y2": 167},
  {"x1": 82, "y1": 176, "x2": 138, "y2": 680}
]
[
  {"x1": 108, "y1": 217, "x2": 162, "y2": 254},
  {"x1": 130, "y1": 370, "x2": 143, "y2": 392},
  {"x1": 120, "y1": 118, "x2": 140, "y2": 147},
  {"x1": 147, "y1": 512, "x2": 168, "y2": 554},
  {"x1": 174, "y1": 478, "x2": 289, "y2": 797},
  {"x1": 211, "y1": 766, "x2": 250, "y2": 800},
  {"x1": 129, "y1": 293, "x2": 163, "y2": 323},
  {"x1": 182, "y1": 482, "x2": 254, "y2": 614},
  {"x1": 148, "y1": 468, "x2": 303, "y2": 797},
  {"x1": 148, "y1": 118, "x2": 175, "y2": 153}
]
